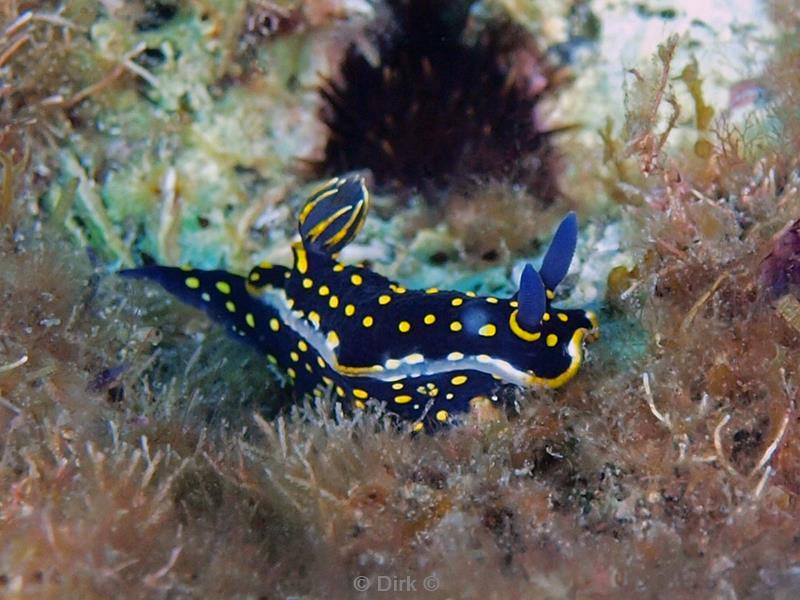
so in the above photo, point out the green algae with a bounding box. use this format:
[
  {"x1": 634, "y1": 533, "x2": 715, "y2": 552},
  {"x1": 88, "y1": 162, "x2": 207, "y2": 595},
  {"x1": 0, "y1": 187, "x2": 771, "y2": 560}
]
[{"x1": 41, "y1": 1, "x2": 330, "y2": 270}]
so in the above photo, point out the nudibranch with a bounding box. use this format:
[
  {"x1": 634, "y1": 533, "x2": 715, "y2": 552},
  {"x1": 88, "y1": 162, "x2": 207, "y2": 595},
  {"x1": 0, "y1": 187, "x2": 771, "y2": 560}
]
[{"x1": 122, "y1": 174, "x2": 598, "y2": 431}]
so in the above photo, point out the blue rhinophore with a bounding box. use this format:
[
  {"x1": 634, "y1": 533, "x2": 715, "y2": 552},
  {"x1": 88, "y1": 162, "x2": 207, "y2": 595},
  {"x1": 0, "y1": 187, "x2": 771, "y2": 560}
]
[{"x1": 121, "y1": 174, "x2": 599, "y2": 431}]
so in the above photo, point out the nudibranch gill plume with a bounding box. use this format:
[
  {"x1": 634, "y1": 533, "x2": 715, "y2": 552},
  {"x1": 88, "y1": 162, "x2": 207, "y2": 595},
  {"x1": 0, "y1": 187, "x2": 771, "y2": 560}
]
[{"x1": 122, "y1": 175, "x2": 598, "y2": 431}]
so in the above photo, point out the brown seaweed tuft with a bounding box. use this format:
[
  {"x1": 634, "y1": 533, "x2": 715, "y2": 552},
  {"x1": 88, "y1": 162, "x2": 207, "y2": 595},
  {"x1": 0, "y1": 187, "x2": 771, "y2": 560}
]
[{"x1": 438, "y1": 179, "x2": 562, "y2": 267}]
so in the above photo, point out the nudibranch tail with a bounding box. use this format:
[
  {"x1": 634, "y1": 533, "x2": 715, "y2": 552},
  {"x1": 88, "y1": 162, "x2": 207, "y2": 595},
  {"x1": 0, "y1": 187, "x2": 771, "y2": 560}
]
[{"x1": 119, "y1": 265, "x2": 280, "y2": 349}]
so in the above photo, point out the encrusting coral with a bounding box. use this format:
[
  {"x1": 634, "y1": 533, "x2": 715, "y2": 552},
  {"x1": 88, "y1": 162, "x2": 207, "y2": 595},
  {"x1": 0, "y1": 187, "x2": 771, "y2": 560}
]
[{"x1": 2, "y1": 1, "x2": 800, "y2": 598}]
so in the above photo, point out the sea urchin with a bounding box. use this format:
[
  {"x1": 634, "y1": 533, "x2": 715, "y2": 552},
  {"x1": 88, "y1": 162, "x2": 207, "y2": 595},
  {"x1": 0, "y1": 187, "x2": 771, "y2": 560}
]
[{"x1": 318, "y1": 0, "x2": 561, "y2": 196}]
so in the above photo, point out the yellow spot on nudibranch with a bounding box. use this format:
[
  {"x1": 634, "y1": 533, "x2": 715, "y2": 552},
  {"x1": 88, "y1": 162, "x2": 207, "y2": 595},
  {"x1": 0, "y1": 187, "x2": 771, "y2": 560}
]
[
  {"x1": 451, "y1": 375, "x2": 468, "y2": 386},
  {"x1": 478, "y1": 324, "x2": 496, "y2": 337},
  {"x1": 326, "y1": 331, "x2": 340, "y2": 348},
  {"x1": 510, "y1": 300, "x2": 519, "y2": 308},
  {"x1": 185, "y1": 277, "x2": 200, "y2": 289},
  {"x1": 269, "y1": 318, "x2": 280, "y2": 332},
  {"x1": 447, "y1": 352, "x2": 464, "y2": 361},
  {"x1": 390, "y1": 284, "x2": 407, "y2": 293},
  {"x1": 385, "y1": 359, "x2": 401, "y2": 369},
  {"x1": 424, "y1": 314, "x2": 436, "y2": 325},
  {"x1": 317, "y1": 356, "x2": 326, "y2": 369},
  {"x1": 450, "y1": 321, "x2": 463, "y2": 332},
  {"x1": 546, "y1": 289, "x2": 555, "y2": 300},
  {"x1": 305, "y1": 363, "x2": 313, "y2": 373},
  {"x1": 318, "y1": 285, "x2": 330, "y2": 296},
  {"x1": 225, "y1": 301, "x2": 236, "y2": 313},
  {"x1": 298, "y1": 340, "x2": 308, "y2": 351},
  {"x1": 486, "y1": 297, "x2": 499, "y2": 304},
  {"x1": 351, "y1": 273, "x2": 363, "y2": 286},
  {"x1": 354, "y1": 400, "x2": 366, "y2": 410},
  {"x1": 405, "y1": 353, "x2": 424, "y2": 364},
  {"x1": 290, "y1": 351, "x2": 300, "y2": 362},
  {"x1": 267, "y1": 354, "x2": 278, "y2": 365},
  {"x1": 345, "y1": 304, "x2": 356, "y2": 317},
  {"x1": 543, "y1": 312, "x2": 551, "y2": 321},
  {"x1": 333, "y1": 263, "x2": 345, "y2": 272},
  {"x1": 308, "y1": 311, "x2": 320, "y2": 327},
  {"x1": 394, "y1": 395, "x2": 412, "y2": 404},
  {"x1": 245, "y1": 313, "x2": 255, "y2": 328},
  {"x1": 180, "y1": 264, "x2": 192, "y2": 272},
  {"x1": 329, "y1": 295, "x2": 339, "y2": 308},
  {"x1": 302, "y1": 278, "x2": 313, "y2": 289},
  {"x1": 353, "y1": 388, "x2": 369, "y2": 399},
  {"x1": 546, "y1": 334, "x2": 558, "y2": 347},
  {"x1": 249, "y1": 271, "x2": 261, "y2": 282},
  {"x1": 287, "y1": 367, "x2": 297, "y2": 379},
  {"x1": 446, "y1": 393, "x2": 454, "y2": 400},
  {"x1": 378, "y1": 294, "x2": 392, "y2": 305},
  {"x1": 398, "y1": 321, "x2": 411, "y2": 333},
  {"x1": 558, "y1": 312, "x2": 569, "y2": 322},
  {"x1": 436, "y1": 410, "x2": 449, "y2": 422},
  {"x1": 412, "y1": 422, "x2": 424, "y2": 432},
  {"x1": 216, "y1": 281, "x2": 231, "y2": 295},
  {"x1": 294, "y1": 246, "x2": 308, "y2": 274},
  {"x1": 336, "y1": 386, "x2": 346, "y2": 397},
  {"x1": 362, "y1": 315, "x2": 374, "y2": 328},
  {"x1": 392, "y1": 382, "x2": 404, "y2": 390},
  {"x1": 426, "y1": 287, "x2": 439, "y2": 294},
  {"x1": 466, "y1": 291, "x2": 477, "y2": 297},
  {"x1": 451, "y1": 297, "x2": 463, "y2": 307}
]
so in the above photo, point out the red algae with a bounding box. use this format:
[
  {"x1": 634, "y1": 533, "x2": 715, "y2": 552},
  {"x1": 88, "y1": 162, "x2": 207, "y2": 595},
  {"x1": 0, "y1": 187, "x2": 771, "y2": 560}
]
[{"x1": 760, "y1": 218, "x2": 800, "y2": 298}]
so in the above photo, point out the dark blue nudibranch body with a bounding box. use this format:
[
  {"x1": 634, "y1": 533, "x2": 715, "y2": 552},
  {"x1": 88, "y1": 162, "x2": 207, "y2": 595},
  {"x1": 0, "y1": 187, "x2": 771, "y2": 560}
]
[{"x1": 122, "y1": 175, "x2": 598, "y2": 431}]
